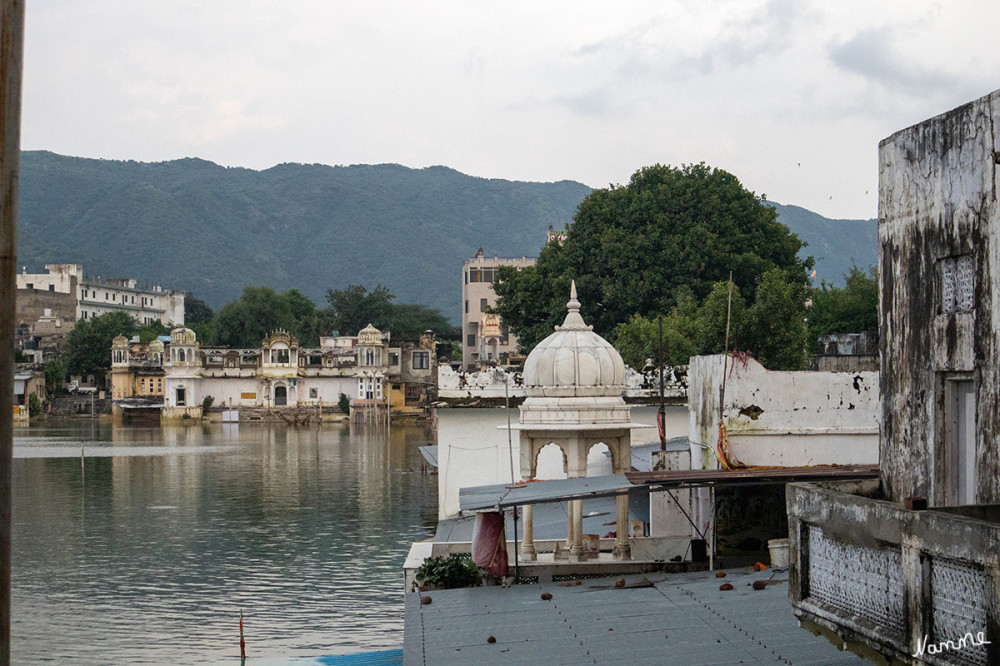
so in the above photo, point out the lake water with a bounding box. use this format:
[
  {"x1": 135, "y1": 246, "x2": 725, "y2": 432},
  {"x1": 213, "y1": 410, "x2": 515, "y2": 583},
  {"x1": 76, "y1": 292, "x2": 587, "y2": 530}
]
[
  {"x1": 11, "y1": 419, "x2": 438, "y2": 664},
  {"x1": 11, "y1": 405, "x2": 687, "y2": 663}
]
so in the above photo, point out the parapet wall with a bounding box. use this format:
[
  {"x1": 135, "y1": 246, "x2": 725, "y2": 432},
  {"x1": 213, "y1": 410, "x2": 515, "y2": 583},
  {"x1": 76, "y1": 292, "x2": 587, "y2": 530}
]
[{"x1": 437, "y1": 364, "x2": 687, "y2": 403}]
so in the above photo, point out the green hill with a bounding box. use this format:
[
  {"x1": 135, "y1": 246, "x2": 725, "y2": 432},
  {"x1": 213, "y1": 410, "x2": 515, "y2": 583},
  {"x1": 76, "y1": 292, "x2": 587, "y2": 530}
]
[
  {"x1": 767, "y1": 201, "x2": 877, "y2": 283},
  {"x1": 17, "y1": 151, "x2": 590, "y2": 320},
  {"x1": 17, "y1": 151, "x2": 876, "y2": 324}
]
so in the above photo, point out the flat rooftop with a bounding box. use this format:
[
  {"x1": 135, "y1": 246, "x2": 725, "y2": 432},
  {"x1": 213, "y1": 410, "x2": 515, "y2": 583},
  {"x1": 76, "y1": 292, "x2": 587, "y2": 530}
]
[{"x1": 404, "y1": 568, "x2": 866, "y2": 665}]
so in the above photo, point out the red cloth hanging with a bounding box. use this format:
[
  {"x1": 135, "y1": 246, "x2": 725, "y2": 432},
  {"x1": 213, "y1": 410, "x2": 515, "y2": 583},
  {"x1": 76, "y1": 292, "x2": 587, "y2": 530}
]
[{"x1": 472, "y1": 512, "x2": 509, "y2": 578}]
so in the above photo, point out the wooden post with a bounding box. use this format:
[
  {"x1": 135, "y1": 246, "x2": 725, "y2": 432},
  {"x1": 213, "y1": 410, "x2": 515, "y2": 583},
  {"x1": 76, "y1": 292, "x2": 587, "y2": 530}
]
[{"x1": 0, "y1": 2, "x2": 25, "y2": 662}]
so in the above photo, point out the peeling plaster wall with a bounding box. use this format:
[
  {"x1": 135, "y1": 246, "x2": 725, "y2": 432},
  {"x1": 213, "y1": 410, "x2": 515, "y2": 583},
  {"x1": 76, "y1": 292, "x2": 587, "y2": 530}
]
[
  {"x1": 688, "y1": 355, "x2": 878, "y2": 469},
  {"x1": 436, "y1": 364, "x2": 687, "y2": 401},
  {"x1": 878, "y1": 90, "x2": 1000, "y2": 503}
]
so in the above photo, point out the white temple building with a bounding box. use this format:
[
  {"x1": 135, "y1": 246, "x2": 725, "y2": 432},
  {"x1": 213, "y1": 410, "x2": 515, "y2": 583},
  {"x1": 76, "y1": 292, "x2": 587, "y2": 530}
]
[{"x1": 513, "y1": 281, "x2": 637, "y2": 561}]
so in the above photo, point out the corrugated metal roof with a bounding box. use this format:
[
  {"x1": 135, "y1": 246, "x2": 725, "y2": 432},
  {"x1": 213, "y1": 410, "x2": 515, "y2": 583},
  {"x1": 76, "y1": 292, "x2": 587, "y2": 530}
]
[
  {"x1": 627, "y1": 464, "x2": 879, "y2": 487},
  {"x1": 459, "y1": 475, "x2": 635, "y2": 512},
  {"x1": 404, "y1": 569, "x2": 866, "y2": 665},
  {"x1": 458, "y1": 465, "x2": 878, "y2": 512}
]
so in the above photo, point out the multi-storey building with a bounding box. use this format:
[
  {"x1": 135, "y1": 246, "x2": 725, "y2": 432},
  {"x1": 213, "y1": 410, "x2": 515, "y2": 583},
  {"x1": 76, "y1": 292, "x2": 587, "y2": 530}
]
[
  {"x1": 111, "y1": 324, "x2": 437, "y2": 420},
  {"x1": 17, "y1": 264, "x2": 185, "y2": 328},
  {"x1": 461, "y1": 248, "x2": 534, "y2": 370}
]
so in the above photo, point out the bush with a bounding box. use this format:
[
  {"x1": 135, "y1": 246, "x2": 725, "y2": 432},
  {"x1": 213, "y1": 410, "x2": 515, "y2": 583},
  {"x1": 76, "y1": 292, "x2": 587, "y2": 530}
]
[
  {"x1": 415, "y1": 554, "x2": 480, "y2": 590},
  {"x1": 201, "y1": 395, "x2": 215, "y2": 413},
  {"x1": 338, "y1": 392, "x2": 350, "y2": 414},
  {"x1": 28, "y1": 393, "x2": 41, "y2": 418}
]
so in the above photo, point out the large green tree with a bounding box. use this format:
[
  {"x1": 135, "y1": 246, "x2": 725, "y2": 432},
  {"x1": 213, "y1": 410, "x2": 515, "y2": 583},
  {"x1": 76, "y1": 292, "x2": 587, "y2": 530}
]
[
  {"x1": 212, "y1": 286, "x2": 297, "y2": 348},
  {"x1": 325, "y1": 284, "x2": 456, "y2": 341},
  {"x1": 326, "y1": 284, "x2": 395, "y2": 335},
  {"x1": 611, "y1": 269, "x2": 809, "y2": 371},
  {"x1": 184, "y1": 292, "x2": 214, "y2": 324},
  {"x1": 63, "y1": 311, "x2": 137, "y2": 384},
  {"x1": 493, "y1": 163, "x2": 813, "y2": 358}
]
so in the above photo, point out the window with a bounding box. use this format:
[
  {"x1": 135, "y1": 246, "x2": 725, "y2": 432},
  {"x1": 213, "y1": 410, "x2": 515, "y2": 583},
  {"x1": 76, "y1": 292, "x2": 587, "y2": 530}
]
[
  {"x1": 480, "y1": 298, "x2": 488, "y2": 312},
  {"x1": 48, "y1": 284, "x2": 54, "y2": 292},
  {"x1": 176, "y1": 387, "x2": 186, "y2": 406},
  {"x1": 388, "y1": 352, "x2": 399, "y2": 366},
  {"x1": 940, "y1": 254, "x2": 975, "y2": 314},
  {"x1": 309, "y1": 388, "x2": 318, "y2": 399},
  {"x1": 500, "y1": 324, "x2": 510, "y2": 345},
  {"x1": 464, "y1": 300, "x2": 468, "y2": 314},
  {"x1": 25, "y1": 283, "x2": 32, "y2": 290},
  {"x1": 467, "y1": 334, "x2": 476, "y2": 347},
  {"x1": 412, "y1": 351, "x2": 430, "y2": 370},
  {"x1": 469, "y1": 268, "x2": 481, "y2": 282}
]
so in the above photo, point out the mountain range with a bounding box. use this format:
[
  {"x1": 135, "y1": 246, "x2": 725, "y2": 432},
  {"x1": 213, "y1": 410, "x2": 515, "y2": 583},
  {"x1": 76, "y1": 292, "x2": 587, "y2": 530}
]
[{"x1": 16, "y1": 151, "x2": 876, "y2": 323}]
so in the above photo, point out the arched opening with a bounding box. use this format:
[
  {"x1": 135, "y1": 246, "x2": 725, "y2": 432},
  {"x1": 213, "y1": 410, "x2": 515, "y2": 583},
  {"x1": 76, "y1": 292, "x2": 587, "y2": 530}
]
[
  {"x1": 586, "y1": 442, "x2": 613, "y2": 477},
  {"x1": 535, "y1": 442, "x2": 567, "y2": 480},
  {"x1": 178, "y1": 349, "x2": 186, "y2": 363},
  {"x1": 274, "y1": 385, "x2": 287, "y2": 406}
]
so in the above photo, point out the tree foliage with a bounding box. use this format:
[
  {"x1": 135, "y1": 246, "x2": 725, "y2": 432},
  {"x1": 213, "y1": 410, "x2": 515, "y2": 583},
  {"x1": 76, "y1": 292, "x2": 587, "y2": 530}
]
[
  {"x1": 44, "y1": 358, "x2": 67, "y2": 394},
  {"x1": 212, "y1": 286, "x2": 298, "y2": 348},
  {"x1": 612, "y1": 270, "x2": 809, "y2": 371},
  {"x1": 64, "y1": 311, "x2": 136, "y2": 384},
  {"x1": 325, "y1": 284, "x2": 457, "y2": 341},
  {"x1": 494, "y1": 163, "x2": 813, "y2": 368},
  {"x1": 326, "y1": 285, "x2": 395, "y2": 335},
  {"x1": 207, "y1": 284, "x2": 458, "y2": 348},
  {"x1": 184, "y1": 292, "x2": 214, "y2": 325},
  {"x1": 807, "y1": 264, "x2": 878, "y2": 343}
]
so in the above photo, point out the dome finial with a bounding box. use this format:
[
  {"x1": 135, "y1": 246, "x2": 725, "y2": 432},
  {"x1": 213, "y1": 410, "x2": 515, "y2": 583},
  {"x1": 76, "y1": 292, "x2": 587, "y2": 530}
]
[{"x1": 557, "y1": 280, "x2": 591, "y2": 331}]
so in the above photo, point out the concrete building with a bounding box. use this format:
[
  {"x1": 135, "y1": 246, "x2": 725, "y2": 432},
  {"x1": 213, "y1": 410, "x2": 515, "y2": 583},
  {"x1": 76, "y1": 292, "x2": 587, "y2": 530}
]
[
  {"x1": 461, "y1": 248, "x2": 534, "y2": 370},
  {"x1": 17, "y1": 263, "x2": 185, "y2": 329},
  {"x1": 787, "y1": 89, "x2": 1000, "y2": 663}
]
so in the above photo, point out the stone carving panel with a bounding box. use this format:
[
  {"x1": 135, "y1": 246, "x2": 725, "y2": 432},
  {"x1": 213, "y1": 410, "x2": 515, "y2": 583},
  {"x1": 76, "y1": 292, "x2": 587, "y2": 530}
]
[
  {"x1": 930, "y1": 557, "x2": 990, "y2": 666},
  {"x1": 806, "y1": 525, "x2": 905, "y2": 638}
]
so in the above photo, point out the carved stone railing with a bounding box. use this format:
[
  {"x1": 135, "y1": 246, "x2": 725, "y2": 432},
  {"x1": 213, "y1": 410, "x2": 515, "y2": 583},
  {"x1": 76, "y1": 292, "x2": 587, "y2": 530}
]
[{"x1": 787, "y1": 483, "x2": 1000, "y2": 665}]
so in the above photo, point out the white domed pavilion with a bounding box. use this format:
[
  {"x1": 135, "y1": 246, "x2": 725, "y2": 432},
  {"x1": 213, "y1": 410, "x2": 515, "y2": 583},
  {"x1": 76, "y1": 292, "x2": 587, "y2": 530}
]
[{"x1": 516, "y1": 281, "x2": 637, "y2": 561}]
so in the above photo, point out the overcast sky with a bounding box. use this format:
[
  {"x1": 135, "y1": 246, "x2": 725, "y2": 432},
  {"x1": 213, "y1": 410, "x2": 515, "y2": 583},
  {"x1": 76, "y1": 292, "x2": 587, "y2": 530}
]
[{"x1": 20, "y1": 1, "x2": 1000, "y2": 220}]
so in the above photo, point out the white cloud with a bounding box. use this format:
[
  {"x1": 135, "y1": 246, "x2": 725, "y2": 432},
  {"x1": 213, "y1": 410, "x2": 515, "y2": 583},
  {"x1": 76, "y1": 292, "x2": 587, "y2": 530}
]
[{"x1": 18, "y1": 0, "x2": 1000, "y2": 219}]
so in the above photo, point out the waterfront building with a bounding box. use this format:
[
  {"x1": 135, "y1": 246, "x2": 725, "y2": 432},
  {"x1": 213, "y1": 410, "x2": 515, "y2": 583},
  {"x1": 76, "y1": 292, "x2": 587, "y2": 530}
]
[
  {"x1": 16, "y1": 263, "x2": 185, "y2": 331},
  {"x1": 111, "y1": 324, "x2": 437, "y2": 420},
  {"x1": 461, "y1": 248, "x2": 534, "y2": 370},
  {"x1": 787, "y1": 89, "x2": 1000, "y2": 662}
]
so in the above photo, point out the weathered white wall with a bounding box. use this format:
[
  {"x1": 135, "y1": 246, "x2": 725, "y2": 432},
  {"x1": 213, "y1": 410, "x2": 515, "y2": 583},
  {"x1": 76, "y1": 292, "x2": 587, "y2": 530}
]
[
  {"x1": 878, "y1": 89, "x2": 1000, "y2": 504},
  {"x1": 688, "y1": 354, "x2": 879, "y2": 469},
  {"x1": 437, "y1": 364, "x2": 687, "y2": 401}
]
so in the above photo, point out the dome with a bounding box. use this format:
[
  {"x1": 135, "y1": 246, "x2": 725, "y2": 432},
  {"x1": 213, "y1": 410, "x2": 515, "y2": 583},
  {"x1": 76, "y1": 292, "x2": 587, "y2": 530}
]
[
  {"x1": 522, "y1": 282, "x2": 626, "y2": 398},
  {"x1": 358, "y1": 323, "x2": 383, "y2": 346},
  {"x1": 170, "y1": 327, "x2": 197, "y2": 345}
]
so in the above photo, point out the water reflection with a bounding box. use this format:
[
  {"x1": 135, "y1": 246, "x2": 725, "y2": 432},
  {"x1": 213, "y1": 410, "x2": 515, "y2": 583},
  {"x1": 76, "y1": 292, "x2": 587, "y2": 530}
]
[{"x1": 12, "y1": 420, "x2": 437, "y2": 663}]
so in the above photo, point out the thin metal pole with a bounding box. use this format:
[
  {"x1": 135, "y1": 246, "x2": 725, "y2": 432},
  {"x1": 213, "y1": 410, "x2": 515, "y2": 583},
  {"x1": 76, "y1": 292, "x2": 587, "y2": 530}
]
[
  {"x1": 658, "y1": 317, "x2": 665, "y2": 451},
  {"x1": 720, "y1": 271, "x2": 734, "y2": 421},
  {"x1": 505, "y1": 376, "x2": 514, "y2": 484},
  {"x1": 0, "y1": 2, "x2": 24, "y2": 660}
]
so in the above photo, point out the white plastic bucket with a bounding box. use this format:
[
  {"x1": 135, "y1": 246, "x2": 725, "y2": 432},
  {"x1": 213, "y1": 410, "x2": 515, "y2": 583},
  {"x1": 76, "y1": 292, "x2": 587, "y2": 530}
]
[{"x1": 768, "y1": 538, "x2": 790, "y2": 568}]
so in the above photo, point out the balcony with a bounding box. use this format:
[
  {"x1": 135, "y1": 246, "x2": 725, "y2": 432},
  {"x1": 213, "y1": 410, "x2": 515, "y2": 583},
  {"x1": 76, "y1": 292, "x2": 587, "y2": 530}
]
[{"x1": 787, "y1": 482, "x2": 1000, "y2": 665}]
